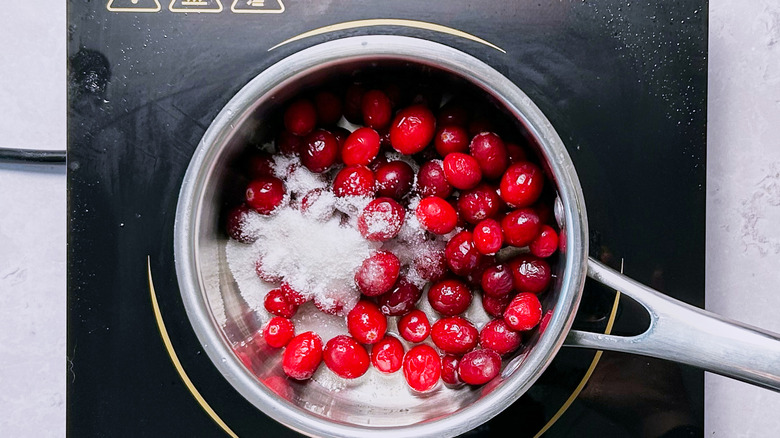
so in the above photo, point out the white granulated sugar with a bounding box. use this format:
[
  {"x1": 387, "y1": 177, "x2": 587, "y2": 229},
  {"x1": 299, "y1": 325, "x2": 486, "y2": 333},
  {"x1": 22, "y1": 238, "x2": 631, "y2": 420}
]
[{"x1": 225, "y1": 238, "x2": 275, "y2": 319}]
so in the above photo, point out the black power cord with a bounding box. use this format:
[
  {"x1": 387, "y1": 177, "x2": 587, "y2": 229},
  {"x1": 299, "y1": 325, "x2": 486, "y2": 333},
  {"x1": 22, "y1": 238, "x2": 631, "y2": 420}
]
[{"x1": 0, "y1": 148, "x2": 66, "y2": 164}]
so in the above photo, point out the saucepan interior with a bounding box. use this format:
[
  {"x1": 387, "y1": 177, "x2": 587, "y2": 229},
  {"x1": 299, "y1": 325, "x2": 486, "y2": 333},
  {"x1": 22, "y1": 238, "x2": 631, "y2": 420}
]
[{"x1": 174, "y1": 35, "x2": 589, "y2": 438}]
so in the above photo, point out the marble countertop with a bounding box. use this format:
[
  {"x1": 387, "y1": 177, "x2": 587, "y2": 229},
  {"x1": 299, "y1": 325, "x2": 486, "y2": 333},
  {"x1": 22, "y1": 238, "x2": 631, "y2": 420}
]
[{"x1": 1, "y1": 1, "x2": 778, "y2": 436}]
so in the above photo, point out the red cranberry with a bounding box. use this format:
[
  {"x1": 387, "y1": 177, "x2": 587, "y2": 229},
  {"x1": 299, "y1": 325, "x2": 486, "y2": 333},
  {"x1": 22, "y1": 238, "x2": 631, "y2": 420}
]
[
  {"x1": 403, "y1": 344, "x2": 441, "y2": 392},
  {"x1": 361, "y1": 89, "x2": 393, "y2": 129},
  {"x1": 226, "y1": 204, "x2": 257, "y2": 243},
  {"x1": 529, "y1": 225, "x2": 559, "y2": 258},
  {"x1": 276, "y1": 130, "x2": 302, "y2": 156},
  {"x1": 341, "y1": 127, "x2": 381, "y2": 166},
  {"x1": 374, "y1": 160, "x2": 414, "y2": 200},
  {"x1": 397, "y1": 310, "x2": 431, "y2": 343},
  {"x1": 264, "y1": 288, "x2": 298, "y2": 318},
  {"x1": 482, "y1": 293, "x2": 512, "y2": 317},
  {"x1": 442, "y1": 152, "x2": 482, "y2": 190},
  {"x1": 458, "y1": 349, "x2": 501, "y2": 385},
  {"x1": 480, "y1": 264, "x2": 514, "y2": 298},
  {"x1": 347, "y1": 300, "x2": 387, "y2": 345},
  {"x1": 473, "y1": 219, "x2": 503, "y2": 255},
  {"x1": 437, "y1": 102, "x2": 469, "y2": 126},
  {"x1": 331, "y1": 126, "x2": 351, "y2": 149},
  {"x1": 354, "y1": 250, "x2": 401, "y2": 297},
  {"x1": 324, "y1": 335, "x2": 370, "y2": 379},
  {"x1": 506, "y1": 142, "x2": 527, "y2": 163},
  {"x1": 479, "y1": 319, "x2": 522, "y2": 355},
  {"x1": 416, "y1": 196, "x2": 459, "y2": 235},
  {"x1": 313, "y1": 294, "x2": 353, "y2": 316},
  {"x1": 282, "y1": 331, "x2": 323, "y2": 380},
  {"x1": 441, "y1": 354, "x2": 463, "y2": 385},
  {"x1": 434, "y1": 125, "x2": 470, "y2": 156},
  {"x1": 431, "y1": 316, "x2": 479, "y2": 354},
  {"x1": 428, "y1": 278, "x2": 473, "y2": 316},
  {"x1": 333, "y1": 165, "x2": 376, "y2": 197},
  {"x1": 246, "y1": 152, "x2": 275, "y2": 179},
  {"x1": 280, "y1": 282, "x2": 308, "y2": 306},
  {"x1": 377, "y1": 277, "x2": 422, "y2": 316},
  {"x1": 501, "y1": 208, "x2": 541, "y2": 247},
  {"x1": 314, "y1": 90, "x2": 343, "y2": 126},
  {"x1": 343, "y1": 83, "x2": 365, "y2": 124},
  {"x1": 457, "y1": 183, "x2": 501, "y2": 224},
  {"x1": 283, "y1": 98, "x2": 317, "y2": 136},
  {"x1": 469, "y1": 132, "x2": 509, "y2": 180},
  {"x1": 245, "y1": 176, "x2": 285, "y2": 215},
  {"x1": 357, "y1": 197, "x2": 405, "y2": 242},
  {"x1": 301, "y1": 129, "x2": 339, "y2": 173},
  {"x1": 444, "y1": 231, "x2": 484, "y2": 277},
  {"x1": 262, "y1": 316, "x2": 295, "y2": 348},
  {"x1": 371, "y1": 335, "x2": 404, "y2": 373},
  {"x1": 255, "y1": 256, "x2": 282, "y2": 283},
  {"x1": 504, "y1": 292, "x2": 543, "y2": 331},
  {"x1": 412, "y1": 248, "x2": 447, "y2": 282},
  {"x1": 508, "y1": 255, "x2": 552, "y2": 294},
  {"x1": 416, "y1": 160, "x2": 453, "y2": 198},
  {"x1": 389, "y1": 104, "x2": 436, "y2": 155},
  {"x1": 499, "y1": 162, "x2": 545, "y2": 208},
  {"x1": 534, "y1": 200, "x2": 553, "y2": 225}
]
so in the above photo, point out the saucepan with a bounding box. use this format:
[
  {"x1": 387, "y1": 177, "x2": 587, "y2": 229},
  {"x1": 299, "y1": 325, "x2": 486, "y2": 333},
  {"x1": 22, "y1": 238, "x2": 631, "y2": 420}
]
[{"x1": 174, "y1": 35, "x2": 780, "y2": 438}]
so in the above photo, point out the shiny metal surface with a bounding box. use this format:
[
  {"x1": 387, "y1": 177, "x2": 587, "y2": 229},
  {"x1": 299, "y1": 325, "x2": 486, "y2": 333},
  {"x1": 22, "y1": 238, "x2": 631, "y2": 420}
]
[{"x1": 566, "y1": 258, "x2": 780, "y2": 391}]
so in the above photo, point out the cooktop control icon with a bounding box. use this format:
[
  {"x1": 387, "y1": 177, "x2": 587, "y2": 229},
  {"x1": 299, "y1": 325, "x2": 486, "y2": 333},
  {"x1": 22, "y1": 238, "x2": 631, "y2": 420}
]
[
  {"x1": 106, "y1": 0, "x2": 162, "y2": 12},
  {"x1": 169, "y1": 0, "x2": 224, "y2": 12},
  {"x1": 231, "y1": 0, "x2": 284, "y2": 13}
]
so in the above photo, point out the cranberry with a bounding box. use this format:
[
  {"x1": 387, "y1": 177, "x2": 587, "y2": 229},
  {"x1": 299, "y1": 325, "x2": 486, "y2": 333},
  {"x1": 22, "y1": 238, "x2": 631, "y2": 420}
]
[
  {"x1": 281, "y1": 282, "x2": 308, "y2": 305},
  {"x1": 262, "y1": 316, "x2": 295, "y2": 348},
  {"x1": 346, "y1": 300, "x2": 387, "y2": 345},
  {"x1": 389, "y1": 104, "x2": 436, "y2": 155},
  {"x1": 501, "y1": 208, "x2": 541, "y2": 247},
  {"x1": 428, "y1": 278, "x2": 473, "y2": 316},
  {"x1": 431, "y1": 316, "x2": 479, "y2": 354},
  {"x1": 437, "y1": 102, "x2": 469, "y2": 126},
  {"x1": 331, "y1": 126, "x2": 351, "y2": 149},
  {"x1": 333, "y1": 165, "x2": 376, "y2": 197},
  {"x1": 469, "y1": 132, "x2": 509, "y2": 180},
  {"x1": 508, "y1": 255, "x2": 552, "y2": 294},
  {"x1": 264, "y1": 288, "x2": 298, "y2": 318},
  {"x1": 403, "y1": 344, "x2": 441, "y2": 392},
  {"x1": 443, "y1": 152, "x2": 482, "y2": 191},
  {"x1": 434, "y1": 125, "x2": 469, "y2": 156},
  {"x1": 374, "y1": 160, "x2": 414, "y2": 200},
  {"x1": 357, "y1": 197, "x2": 405, "y2": 242},
  {"x1": 458, "y1": 349, "x2": 501, "y2": 385},
  {"x1": 441, "y1": 354, "x2": 463, "y2": 385},
  {"x1": 354, "y1": 250, "x2": 401, "y2": 297},
  {"x1": 282, "y1": 331, "x2": 323, "y2": 380},
  {"x1": 361, "y1": 89, "x2": 393, "y2": 129},
  {"x1": 444, "y1": 231, "x2": 484, "y2": 277},
  {"x1": 324, "y1": 335, "x2": 370, "y2": 379},
  {"x1": 416, "y1": 160, "x2": 453, "y2": 198},
  {"x1": 506, "y1": 142, "x2": 527, "y2": 163},
  {"x1": 457, "y1": 183, "x2": 501, "y2": 224},
  {"x1": 415, "y1": 196, "x2": 459, "y2": 235},
  {"x1": 473, "y1": 219, "x2": 503, "y2": 255},
  {"x1": 226, "y1": 204, "x2": 257, "y2": 243},
  {"x1": 255, "y1": 256, "x2": 282, "y2": 283},
  {"x1": 499, "y1": 162, "x2": 545, "y2": 208},
  {"x1": 371, "y1": 335, "x2": 404, "y2": 373},
  {"x1": 482, "y1": 293, "x2": 512, "y2": 317},
  {"x1": 313, "y1": 294, "x2": 354, "y2": 317},
  {"x1": 343, "y1": 83, "x2": 365, "y2": 124},
  {"x1": 479, "y1": 319, "x2": 522, "y2": 355},
  {"x1": 480, "y1": 264, "x2": 514, "y2": 298},
  {"x1": 398, "y1": 310, "x2": 431, "y2": 343},
  {"x1": 341, "y1": 127, "x2": 381, "y2": 166},
  {"x1": 412, "y1": 248, "x2": 447, "y2": 282},
  {"x1": 246, "y1": 152, "x2": 275, "y2": 179},
  {"x1": 301, "y1": 129, "x2": 339, "y2": 173},
  {"x1": 276, "y1": 130, "x2": 302, "y2": 156},
  {"x1": 377, "y1": 277, "x2": 422, "y2": 316},
  {"x1": 245, "y1": 176, "x2": 285, "y2": 215},
  {"x1": 504, "y1": 292, "x2": 543, "y2": 331},
  {"x1": 314, "y1": 90, "x2": 343, "y2": 126},
  {"x1": 535, "y1": 200, "x2": 553, "y2": 225},
  {"x1": 283, "y1": 98, "x2": 317, "y2": 136},
  {"x1": 529, "y1": 225, "x2": 559, "y2": 258}
]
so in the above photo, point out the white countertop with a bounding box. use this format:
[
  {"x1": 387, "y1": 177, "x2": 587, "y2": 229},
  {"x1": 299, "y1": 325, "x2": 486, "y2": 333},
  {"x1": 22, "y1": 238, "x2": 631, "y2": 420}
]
[{"x1": 1, "y1": 0, "x2": 778, "y2": 436}]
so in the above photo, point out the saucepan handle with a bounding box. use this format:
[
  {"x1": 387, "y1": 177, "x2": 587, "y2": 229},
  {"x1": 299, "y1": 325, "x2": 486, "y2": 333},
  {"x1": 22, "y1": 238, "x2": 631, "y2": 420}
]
[{"x1": 564, "y1": 257, "x2": 780, "y2": 391}]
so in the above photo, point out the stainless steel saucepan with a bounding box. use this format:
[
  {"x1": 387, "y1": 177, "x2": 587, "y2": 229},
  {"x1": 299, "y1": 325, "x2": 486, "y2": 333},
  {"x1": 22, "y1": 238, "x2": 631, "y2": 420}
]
[{"x1": 174, "y1": 35, "x2": 780, "y2": 438}]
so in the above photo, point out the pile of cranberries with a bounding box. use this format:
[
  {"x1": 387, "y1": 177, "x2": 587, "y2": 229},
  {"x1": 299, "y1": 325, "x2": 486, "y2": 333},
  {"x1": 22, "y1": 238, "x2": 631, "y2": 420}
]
[{"x1": 226, "y1": 80, "x2": 560, "y2": 393}]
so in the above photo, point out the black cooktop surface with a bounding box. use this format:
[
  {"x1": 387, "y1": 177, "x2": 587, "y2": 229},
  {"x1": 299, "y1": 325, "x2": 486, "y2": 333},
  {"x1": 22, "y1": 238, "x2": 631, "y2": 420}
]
[{"x1": 67, "y1": 1, "x2": 707, "y2": 436}]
